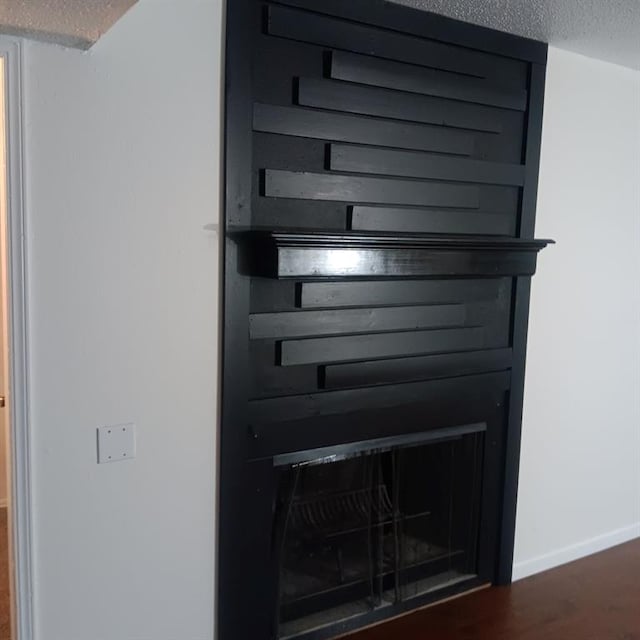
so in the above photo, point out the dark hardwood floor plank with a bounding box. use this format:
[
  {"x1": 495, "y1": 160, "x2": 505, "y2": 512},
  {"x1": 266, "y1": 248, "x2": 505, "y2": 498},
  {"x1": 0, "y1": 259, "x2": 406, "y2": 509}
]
[
  {"x1": 0, "y1": 510, "x2": 9, "y2": 640},
  {"x1": 349, "y1": 540, "x2": 640, "y2": 640}
]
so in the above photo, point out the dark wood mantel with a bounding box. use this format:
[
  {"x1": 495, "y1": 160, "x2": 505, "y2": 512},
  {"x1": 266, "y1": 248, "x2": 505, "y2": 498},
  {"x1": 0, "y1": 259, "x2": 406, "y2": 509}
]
[{"x1": 245, "y1": 231, "x2": 553, "y2": 279}]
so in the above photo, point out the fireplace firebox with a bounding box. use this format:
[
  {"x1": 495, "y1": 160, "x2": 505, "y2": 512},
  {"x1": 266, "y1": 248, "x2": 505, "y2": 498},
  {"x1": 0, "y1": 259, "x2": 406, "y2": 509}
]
[
  {"x1": 219, "y1": 1, "x2": 550, "y2": 639},
  {"x1": 275, "y1": 427, "x2": 484, "y2": 638}
]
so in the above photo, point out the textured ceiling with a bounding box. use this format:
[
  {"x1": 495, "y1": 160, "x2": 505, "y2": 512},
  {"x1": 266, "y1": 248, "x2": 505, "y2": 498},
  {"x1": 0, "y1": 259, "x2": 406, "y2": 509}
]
[
  {"x1": 391, "y1": 0, "x2": 640, "y2": 70},
  {"x1": 0, "y1": 0, "x2": 138, "y2": 49}
]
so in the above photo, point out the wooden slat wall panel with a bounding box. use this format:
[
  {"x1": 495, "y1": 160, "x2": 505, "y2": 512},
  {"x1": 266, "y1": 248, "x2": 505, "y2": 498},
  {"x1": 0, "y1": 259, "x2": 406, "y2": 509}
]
[
  {"x1": 273, "y1": 0, "x2": 543, "y2": 68},
  {"x1": 299, "y1": 279, "x2": 505, "y2": 308},
  {"x1": 249, "y1": 296, "x2": 510, "y2": 399},
  {"x1": 251, "y1": 134, "x2": 348, "y2": 230},
  {"x1": 249, "y1": 304, "x2": 465, "y2": 339},
  {"x1": 249, "y1": 370, "x2": 511, "y2": 425},
  {"x1": 330, "y1": 145, "x2": 525, "y2": 186},
  {"x1": 266, "y1": 4, "x2": 524, "y2": 83},
  {"x1": 297, "y1": 78, "x2": 505, "y2": 133},
  {"x1": 249, "y1": 279, "x2": 510, "y2": 314},
  {"x1": 246, "y1": 0, "x2": 531, "y2": 553},
  {"x1": 322, "y1": 348, "x2": 513, "y2": 389},
  {"x1": 330, "y1": 51, "x2": 528, "y2": 110},
  {"x1": 253, "y1": 103, "x2": 475, "y2": 155},
  {"x1": 279, "y1": 327, "x2": 485, "y2": 366},
  {"x1": 349, "y1": 206, "x2": 515, "y2": 235},
  {"x1": 264, "y1": 169, "x2": 480, "y2": 207}
]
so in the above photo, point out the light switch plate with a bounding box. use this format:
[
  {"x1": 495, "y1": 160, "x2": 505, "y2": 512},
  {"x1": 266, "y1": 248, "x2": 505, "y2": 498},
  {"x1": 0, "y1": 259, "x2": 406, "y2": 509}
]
[{"x1": 97, "y1": 423, "x2": 136, "y2": 464}]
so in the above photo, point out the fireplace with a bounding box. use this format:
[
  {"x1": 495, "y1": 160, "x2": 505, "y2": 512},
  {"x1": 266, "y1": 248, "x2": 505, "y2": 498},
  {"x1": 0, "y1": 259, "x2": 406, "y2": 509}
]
[
  {"x1": 219, "y1": 1, "x2": 550, "y2": 638},
  {"x1": 275, "y1": 427, "x2": 484, "y2": 638}
]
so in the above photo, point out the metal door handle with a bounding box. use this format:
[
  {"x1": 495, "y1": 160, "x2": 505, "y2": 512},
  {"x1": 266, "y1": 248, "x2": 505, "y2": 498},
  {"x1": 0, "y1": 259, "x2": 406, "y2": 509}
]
[{"x1": 0, "y1": 396, "x2": 5, "y2": 407}]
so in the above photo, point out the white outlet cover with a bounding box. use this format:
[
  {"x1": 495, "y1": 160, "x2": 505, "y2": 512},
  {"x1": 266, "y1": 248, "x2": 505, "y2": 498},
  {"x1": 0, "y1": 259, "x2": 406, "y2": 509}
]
[{"x1": 97, "y1": 423, "x2": 136, "y2": 464}]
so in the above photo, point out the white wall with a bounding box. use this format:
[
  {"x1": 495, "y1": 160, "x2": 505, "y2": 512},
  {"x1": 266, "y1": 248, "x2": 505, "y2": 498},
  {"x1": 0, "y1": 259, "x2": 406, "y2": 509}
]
[
  {"x1": 22, "y1": 1, "x2": 222, "y2": 638},
  {"x1": 514, "y1": 47, "x2": 640, "y2": 579}
]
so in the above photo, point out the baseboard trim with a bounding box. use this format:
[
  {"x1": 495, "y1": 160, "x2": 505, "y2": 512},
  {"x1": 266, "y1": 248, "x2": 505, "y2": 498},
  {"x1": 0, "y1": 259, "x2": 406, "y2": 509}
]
[{"x1": 512, "y1": 522, "x2": 640, "y2": 581}]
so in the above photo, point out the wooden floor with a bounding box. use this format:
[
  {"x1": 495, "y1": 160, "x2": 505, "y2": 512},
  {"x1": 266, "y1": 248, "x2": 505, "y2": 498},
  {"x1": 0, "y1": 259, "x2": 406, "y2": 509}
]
[
  {"x1": 0, "y1": 522, "x2": 635, "y2": 640},
  {"x1": 0, "y1": 509, "x2": 9, "y2": 639},
  {"x1": 349, "y1": 539, "x2": 640, "y2": 640}
]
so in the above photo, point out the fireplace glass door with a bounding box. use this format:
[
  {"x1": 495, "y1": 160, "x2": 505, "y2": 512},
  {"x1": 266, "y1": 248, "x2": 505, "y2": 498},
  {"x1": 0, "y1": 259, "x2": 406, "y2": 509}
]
[{"x1": 274, "y1": 431, "x2": 484, "y2": 638}]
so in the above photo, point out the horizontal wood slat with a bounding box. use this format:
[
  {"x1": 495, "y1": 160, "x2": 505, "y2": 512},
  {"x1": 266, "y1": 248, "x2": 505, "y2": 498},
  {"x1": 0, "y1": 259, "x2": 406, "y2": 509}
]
[
  {"x1": 250, "y1": 304, "x2": 465, "y2": 339},
  {"x1": 299, "y1": 279, "x2": 504, "y2": 308},
  {"x1": 266, "y1": 4, "x2": 512, "y2": 80},
  {"x1": 330, "y1": 51, "x2": 527, "y2": 111},
  {"x1": 263, "y1": 170, "x2": 479, "y2": 208},
  {"x1": 253, "y1": 103, "x2": 474, "y2": 155},
  {"x1": 350, "y1": 206, "x2": 514, "y2": 235},
  {"x1": 268, "y1": 1, "x2": 546, "y2": 67},
  {"x1": 322, "y1": 348, "x2": 513, "y2": 389},
  {"x1": 279, "y1": 327, "x2": 484, "y2": 365},
  {"x1": 331, "y1": 145, "x2": 525, "y2": 186},
  {"x1": 297, "y1": 78, "x2": 503, "y2": 133},
  {"x1": 249, "y1": 370, "x2": 510, "y2": 425}
]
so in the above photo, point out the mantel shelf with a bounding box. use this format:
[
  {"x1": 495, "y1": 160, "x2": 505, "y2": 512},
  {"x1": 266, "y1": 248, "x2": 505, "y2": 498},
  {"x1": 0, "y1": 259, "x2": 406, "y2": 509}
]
[{"x1": 243, "y1": 231, "x2": 554, "y2": 279}]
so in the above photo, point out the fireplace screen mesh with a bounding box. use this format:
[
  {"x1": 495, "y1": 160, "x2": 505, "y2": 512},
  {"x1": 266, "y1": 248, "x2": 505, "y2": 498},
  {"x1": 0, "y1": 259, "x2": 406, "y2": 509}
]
[{"x1": 275, "y1": 432, "x2": 484, "y2": 638}]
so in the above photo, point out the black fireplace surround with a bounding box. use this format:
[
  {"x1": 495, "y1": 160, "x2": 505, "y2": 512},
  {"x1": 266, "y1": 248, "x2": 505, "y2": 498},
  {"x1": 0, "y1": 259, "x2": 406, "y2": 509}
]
[{"x1": 219, "y1": 2, "x2": 551, "y2": 639}]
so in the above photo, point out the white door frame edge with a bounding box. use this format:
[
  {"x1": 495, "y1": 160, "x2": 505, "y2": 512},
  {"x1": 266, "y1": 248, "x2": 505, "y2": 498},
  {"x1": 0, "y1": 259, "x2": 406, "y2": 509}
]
[{"x1": 0, "y1": 37, "x2": 34, "y2": 640}]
